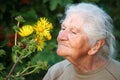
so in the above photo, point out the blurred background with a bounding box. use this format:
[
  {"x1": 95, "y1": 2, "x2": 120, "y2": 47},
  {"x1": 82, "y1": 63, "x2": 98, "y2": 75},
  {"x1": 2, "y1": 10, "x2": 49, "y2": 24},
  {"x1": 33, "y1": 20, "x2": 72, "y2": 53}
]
[{"x1": 0, "y1": 0, "x2": 120, "y2": 80}]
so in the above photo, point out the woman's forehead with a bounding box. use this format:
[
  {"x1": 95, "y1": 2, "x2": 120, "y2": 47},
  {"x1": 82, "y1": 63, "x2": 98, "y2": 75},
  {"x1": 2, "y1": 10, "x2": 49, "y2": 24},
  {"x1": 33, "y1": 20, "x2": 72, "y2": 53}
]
[{"x1": 62, "y1": 13, "x2": 83, "y2": 28}]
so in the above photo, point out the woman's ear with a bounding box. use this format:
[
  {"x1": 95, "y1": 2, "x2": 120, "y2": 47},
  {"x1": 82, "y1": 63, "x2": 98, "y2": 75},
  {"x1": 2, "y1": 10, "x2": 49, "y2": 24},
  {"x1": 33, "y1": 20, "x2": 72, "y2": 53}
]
[{"x1": 88, "y1": 39, "x2": 105, "y2": 56}]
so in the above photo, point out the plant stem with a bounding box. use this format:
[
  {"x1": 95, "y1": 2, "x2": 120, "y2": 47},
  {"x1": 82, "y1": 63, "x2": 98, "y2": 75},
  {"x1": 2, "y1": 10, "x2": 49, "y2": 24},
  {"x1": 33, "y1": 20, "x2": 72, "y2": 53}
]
[
  {"x1": 20, "y1": 65, "x2": 36, "y2": 74},
  {"x1": 15, "y1": 65, "x2": 37, "y2": 77},
  {"x1": 6, "y1": 21, "x2": 20, "y2": 80},
  {"x1": 22, "y1": 66, "x2": 39, "y2": 76},
  {"x1": 15, "y1": 22, "x2": 19, "y2": 45},
  {"x1": 5, "y1": 60, "x2": 18, "y2": 80},
  {"x1": 15, "y1": 33, "x2": 17, "y2": 46}
]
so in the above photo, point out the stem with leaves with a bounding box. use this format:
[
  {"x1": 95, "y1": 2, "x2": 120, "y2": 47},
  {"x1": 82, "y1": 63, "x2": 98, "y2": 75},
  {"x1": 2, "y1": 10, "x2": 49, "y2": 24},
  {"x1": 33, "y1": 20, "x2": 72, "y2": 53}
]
[
  {"x1": 6, "y1": 16, "x2": 24, "y2": 80},
  {"x1": 16, "y1": 65, "x2": 38, "y2": 77}
]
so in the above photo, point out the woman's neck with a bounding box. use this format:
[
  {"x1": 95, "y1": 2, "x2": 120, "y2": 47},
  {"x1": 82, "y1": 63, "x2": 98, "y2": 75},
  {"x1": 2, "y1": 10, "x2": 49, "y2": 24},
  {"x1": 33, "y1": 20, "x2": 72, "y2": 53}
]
[{"x1": 72, "y1": 55, "x2": 108, "y2": 73}]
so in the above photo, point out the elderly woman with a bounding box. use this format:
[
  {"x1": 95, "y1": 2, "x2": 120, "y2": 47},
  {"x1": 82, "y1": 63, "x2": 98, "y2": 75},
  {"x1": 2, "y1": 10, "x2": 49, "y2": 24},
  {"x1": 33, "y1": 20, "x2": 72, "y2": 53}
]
[{"x1": 43, "y1": 2, "x2": 120, "y2": 80}]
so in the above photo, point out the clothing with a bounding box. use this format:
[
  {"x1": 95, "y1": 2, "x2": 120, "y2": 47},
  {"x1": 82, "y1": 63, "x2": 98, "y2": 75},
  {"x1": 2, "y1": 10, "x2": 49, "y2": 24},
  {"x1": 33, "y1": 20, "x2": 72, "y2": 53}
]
[{"x1": 43, "y1": 58, "x2": 120, "y2": 80}]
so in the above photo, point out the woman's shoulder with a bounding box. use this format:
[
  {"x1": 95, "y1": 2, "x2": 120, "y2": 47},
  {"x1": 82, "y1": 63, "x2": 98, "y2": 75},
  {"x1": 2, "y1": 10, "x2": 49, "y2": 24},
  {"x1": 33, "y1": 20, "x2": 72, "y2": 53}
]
[
  {"x1": 110, "y1": 59, "x2": 120, "y2": 67},
  {"x1": 43, "y1": 60, "x2": 71, "y2": 80},
  {"x1": 106, "y1": 58, "x2": 120, "y2": 79},
  {"x1": 49, "y1": 59, "x2": 71, "y2": 72}
]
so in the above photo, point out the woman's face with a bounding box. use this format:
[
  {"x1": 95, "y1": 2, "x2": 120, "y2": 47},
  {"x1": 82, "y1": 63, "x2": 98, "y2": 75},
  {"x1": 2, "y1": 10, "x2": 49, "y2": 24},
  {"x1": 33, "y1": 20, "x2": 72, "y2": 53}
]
[{"x1": 57, "y1": 13, "x2": 91, "y2": 61}]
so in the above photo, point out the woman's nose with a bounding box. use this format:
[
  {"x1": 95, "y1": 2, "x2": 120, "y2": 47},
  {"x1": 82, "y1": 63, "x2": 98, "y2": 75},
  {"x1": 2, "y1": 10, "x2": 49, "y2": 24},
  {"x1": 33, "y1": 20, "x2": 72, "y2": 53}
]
[{"x1": 57, "y1": 30, "x2": 68, "y2": 41}]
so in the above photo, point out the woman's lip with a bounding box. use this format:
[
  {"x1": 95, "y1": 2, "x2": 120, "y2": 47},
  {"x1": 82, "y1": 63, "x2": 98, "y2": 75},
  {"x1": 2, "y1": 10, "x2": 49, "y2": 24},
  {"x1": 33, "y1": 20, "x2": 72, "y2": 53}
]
[{"x1": 58, "y1": 43, "x2": 69, "y2": 47}]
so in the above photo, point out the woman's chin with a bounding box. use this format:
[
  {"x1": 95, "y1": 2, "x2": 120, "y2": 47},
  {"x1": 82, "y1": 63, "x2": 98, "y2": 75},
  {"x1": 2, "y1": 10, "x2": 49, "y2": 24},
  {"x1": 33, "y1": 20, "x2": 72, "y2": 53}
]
[{"x1": 57, "y1": 49, "x2": 66, "y2": 57}]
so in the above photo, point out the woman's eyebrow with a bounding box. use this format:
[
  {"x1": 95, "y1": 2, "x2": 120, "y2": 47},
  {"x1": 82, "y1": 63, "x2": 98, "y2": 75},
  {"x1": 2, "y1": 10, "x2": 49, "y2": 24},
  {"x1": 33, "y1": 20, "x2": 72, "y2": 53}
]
[{"x1": 61, "y1": 24, "x2": 66, "y2": 28}]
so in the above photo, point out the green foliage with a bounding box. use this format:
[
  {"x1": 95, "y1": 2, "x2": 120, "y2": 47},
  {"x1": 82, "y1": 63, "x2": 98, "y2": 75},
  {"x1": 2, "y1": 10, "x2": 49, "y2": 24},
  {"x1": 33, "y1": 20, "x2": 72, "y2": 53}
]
[
  {"x1": 0, "y1": 63, "x2": 5, "y2": 71},
  {"x1": 0, "y1": 49, "x2": 5, "y2": 72},
  {"x1": 82, "y1": 0, "x2": 99, "y2": 3},
  {"x1": 0, "y1": 49, "x2": 6, "y2": 56},
  {"x1": 3, "y1": 15, "x2": 52, "y2": 80},
  {"x1": 0, "y1": 0, "x2": 120, "y2": 79}
]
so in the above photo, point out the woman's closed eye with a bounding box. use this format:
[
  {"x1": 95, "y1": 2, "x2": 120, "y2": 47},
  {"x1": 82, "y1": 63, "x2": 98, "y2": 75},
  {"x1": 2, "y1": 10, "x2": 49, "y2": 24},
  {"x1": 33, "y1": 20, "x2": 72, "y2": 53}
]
[
  {"x1": 61, "y1": 26, "x2": 66, "y2": 30},
  {"x1": 71, "y1": 30, "x2": 77, "y2": 34}
]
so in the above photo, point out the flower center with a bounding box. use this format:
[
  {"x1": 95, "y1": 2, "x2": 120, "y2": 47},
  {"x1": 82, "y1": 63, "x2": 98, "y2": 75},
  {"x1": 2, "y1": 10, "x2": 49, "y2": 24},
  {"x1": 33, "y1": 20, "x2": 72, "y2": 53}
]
[{"x1": 38, "y1": 27, "x2": 44, "y2": 32}]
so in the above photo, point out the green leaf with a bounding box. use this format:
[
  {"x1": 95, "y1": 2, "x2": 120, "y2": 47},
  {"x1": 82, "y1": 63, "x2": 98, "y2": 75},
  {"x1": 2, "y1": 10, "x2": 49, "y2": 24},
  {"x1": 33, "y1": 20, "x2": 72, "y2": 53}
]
[
  {"x1": 60, "y1": 0, "x2": 73, "y2": 6},
  {"x1": 15, "y1": 16, "x2": 25, "y2": 23},
  {"x1": 12, "y1": 54, "x2": 17, "y2": 63},
  {"x1": 21, "y1": 8, "x2": 38, "y2": 24},
  {"x1": 0, "y1": 76, "x2": 5, "y2": 80},
  {"x1": 0, "y1": 4, "x2": 6, "y2": 13},
  {"x1": 43, "y1": 0, "x2": 49, "y2": 3},
  {"x1": 0, "y1": 49, "x2": 5, "y2": 56},
  {"x1": 82, "y1": 0, "x2": 100, "y2": 3},
  {"x1": 13, "y1": 25, "x2": 19, "y2": 33},
  {"x1": 0, "y1": 63, "x2": 5, "y2": 71},
  {"x1": 50, "y1": 0, "x2": 61, "y2": 11}
]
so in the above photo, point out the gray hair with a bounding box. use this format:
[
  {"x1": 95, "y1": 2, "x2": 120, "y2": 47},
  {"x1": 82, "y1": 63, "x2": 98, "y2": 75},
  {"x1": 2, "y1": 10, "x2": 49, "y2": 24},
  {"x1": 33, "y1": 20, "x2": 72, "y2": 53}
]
[{"x1": 65, "y1": 3, "x2": 115, "y2": 57}]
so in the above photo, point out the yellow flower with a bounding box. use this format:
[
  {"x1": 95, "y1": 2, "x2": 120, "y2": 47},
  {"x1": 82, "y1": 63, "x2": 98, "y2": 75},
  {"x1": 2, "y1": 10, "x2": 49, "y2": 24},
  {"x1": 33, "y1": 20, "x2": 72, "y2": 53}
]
[
  {"x1": 34, "y1": 17, "x2": 53, "y2": 40},
  {"x1": 45, "y1": 32, "x2": 52, "y2": 40},
  {"x1": 18, "y1": 25, "x2": 34, "y2": 37},
  {"x1": 35, "y1": 36, "x2": 44, "y2": 51}
]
